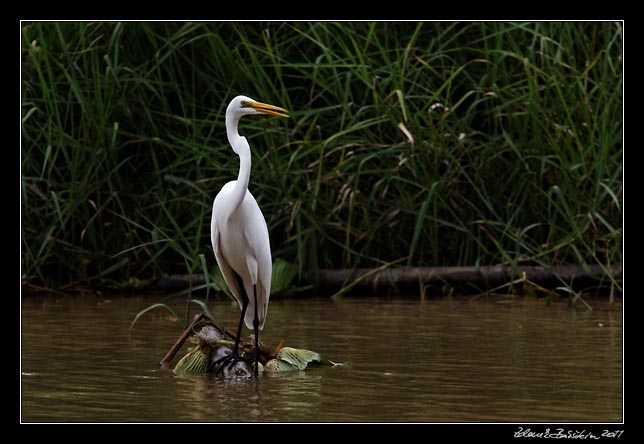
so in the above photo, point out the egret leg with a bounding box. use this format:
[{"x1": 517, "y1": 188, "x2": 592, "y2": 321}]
[
  {"x1": 252, "y1": 284, "x2": 259, "y2": 377},
  {"x1": 207, "y1": 296, "x2": 248, "y2": 375},
  {"x1": 231, "y1": 294, "x2": 248, "y2": 358},
  {"x1": 206, "y1": 274, "x2": 250, "y2": 375}
]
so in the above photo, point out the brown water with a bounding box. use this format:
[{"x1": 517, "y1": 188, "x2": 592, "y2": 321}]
[{"x1": 20, "y1": 295, "x2": 622, "y2": 423}]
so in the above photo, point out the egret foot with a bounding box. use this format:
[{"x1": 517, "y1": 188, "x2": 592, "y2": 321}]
[{"x1": 208, "y1": 347, "x2": 253, "y2": 377}]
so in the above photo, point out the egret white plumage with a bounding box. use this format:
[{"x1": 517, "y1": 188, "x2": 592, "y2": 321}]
[{"x1": 208, "y1": 95, "x2": 288, "y2": 377}]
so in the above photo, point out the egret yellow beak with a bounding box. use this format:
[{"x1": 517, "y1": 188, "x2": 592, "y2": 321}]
[{"x1": 247, "y1": 101, "x2": 289, "y2": 118}]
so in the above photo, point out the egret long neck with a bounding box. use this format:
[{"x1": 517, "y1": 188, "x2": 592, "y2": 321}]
[{"x1": 226, "y1": 113, "x2": 251, "y2": 214}]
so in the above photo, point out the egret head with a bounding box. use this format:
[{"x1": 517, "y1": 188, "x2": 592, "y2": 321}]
[{"x1": 228, "y1": 95, "x2": 289, "y2": 119}]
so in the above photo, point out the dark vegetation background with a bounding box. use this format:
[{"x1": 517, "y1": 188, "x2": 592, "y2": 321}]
[{"x1": 21, "y1": 22, "x2": 622, "y2": 297}]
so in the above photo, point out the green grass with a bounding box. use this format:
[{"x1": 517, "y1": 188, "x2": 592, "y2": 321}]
[{"x1": 21, "y1": 21, "x2": 622, "y2": 300}]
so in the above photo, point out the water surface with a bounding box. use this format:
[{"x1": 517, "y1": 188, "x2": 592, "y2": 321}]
[{"x1": 21, "y1": 295, "x2": 622, "y2": 422}]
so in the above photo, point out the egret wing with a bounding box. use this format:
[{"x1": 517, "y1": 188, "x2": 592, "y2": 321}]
[
  {"x1": 212, "y1": 224, "x2": 244, "y2": 310},
  {"x1": 241, "y1": 193, "x2": 272, "y2": 330}
]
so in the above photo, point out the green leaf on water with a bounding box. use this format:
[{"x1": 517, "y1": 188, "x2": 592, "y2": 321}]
[
  {"x1": 263, "y1": 346, "x2": 349, "y2": 372},
  {"x1": 276, "y1": 346, "x2": 322, "y2": 370},
  {"x1": 173, "y1": 345, "x2": 209, "y2": 374},
  {"x1": 264, "y1": 358, "x2": 301, "y2": 372}
]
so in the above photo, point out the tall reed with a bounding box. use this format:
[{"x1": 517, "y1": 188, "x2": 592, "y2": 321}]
[{"x1": 21, "y1": 22, "x2": 622, "y2": 297}]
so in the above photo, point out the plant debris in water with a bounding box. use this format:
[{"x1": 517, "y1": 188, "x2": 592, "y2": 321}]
[{"x1": 168, "y1": 313, "x2": 346, "y2": 377}]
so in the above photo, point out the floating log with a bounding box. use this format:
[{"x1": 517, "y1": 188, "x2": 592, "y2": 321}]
[
  {"x1": 156, "y1": 264, "x2": 621, "y2": 294},
  {"x1": 308, "y1": 264, "x2": 620, "y2": 287}
]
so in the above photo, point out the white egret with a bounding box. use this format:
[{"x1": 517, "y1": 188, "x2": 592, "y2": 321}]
[{"x1": 208, "y1": 95, "x2": 288, "y2": 377}]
